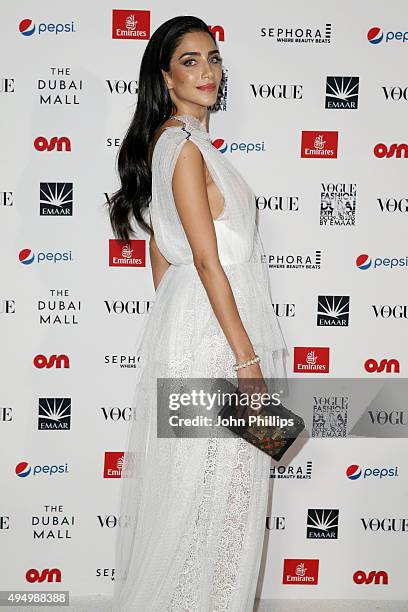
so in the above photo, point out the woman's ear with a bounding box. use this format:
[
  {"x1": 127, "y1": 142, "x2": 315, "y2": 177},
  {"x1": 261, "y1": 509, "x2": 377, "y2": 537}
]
[{"x1": 161, "y1": 68, "x2": 172, "y2": 90}]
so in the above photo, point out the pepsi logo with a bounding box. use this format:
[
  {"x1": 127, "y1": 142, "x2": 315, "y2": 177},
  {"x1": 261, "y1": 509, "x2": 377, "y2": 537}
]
[
  {"x1": 367, "y1": 27, "x2": 383, "y2": 45},
  {"x1": 19, "y1": 19, "x2": 35, "y2": 36},
  {"x1": 356, "y1": 254, "x2": 371, "y2": 270}
]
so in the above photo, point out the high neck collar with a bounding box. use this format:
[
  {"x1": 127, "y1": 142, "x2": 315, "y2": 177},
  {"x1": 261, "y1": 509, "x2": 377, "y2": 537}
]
[{"x1": 169, "y1": 113, "x2": 208, "y2": 134}]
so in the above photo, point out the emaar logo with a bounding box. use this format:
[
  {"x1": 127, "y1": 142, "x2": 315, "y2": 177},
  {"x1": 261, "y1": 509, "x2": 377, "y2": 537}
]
[
  {"x1": 367, "y1": 26, "x2": 408, "y2": 44},
  {"x1": 19, "y1": 248, "x2": 73, "y2": 265},
  {"x1": 19, "y1": 18, "x2": 76, "y2": 37}
]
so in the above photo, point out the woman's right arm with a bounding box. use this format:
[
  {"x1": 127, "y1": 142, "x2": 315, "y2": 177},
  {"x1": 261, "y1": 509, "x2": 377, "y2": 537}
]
[{"x1": 172, "y1": 139, "x2": 263, "y2": 387}]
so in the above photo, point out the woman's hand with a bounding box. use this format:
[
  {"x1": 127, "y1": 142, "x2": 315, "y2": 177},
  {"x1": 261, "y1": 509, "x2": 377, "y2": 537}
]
[{"x1": 235, "y1": 361, "x2": 268, "y2": 421}]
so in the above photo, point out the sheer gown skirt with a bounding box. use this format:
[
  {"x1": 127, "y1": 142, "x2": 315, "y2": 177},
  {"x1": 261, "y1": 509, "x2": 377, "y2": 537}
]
[{"x1": 112, "y1": 262, "x2": 287, "y2": 612}]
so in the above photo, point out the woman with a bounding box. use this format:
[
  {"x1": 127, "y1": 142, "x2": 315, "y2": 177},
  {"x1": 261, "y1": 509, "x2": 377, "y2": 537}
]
[{"x1": 108, "y1": 15, "x2": 288, "y2": 612}]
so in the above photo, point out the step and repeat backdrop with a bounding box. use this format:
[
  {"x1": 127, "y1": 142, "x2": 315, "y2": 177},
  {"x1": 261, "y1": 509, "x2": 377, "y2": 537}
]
[{"x1": 1, "y1": 0, "x2": 408, "y2": 606}]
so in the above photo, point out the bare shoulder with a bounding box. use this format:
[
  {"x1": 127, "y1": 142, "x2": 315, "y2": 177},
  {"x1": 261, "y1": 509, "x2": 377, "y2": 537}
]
[{"x1": 149, "y1": 117, "x2": 188, "y2": 167}]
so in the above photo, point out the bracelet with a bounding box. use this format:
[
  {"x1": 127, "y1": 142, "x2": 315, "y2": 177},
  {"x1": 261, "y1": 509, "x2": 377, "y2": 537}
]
[{"x1": 233, "y1": 354, "x2": 261, "y2": 371}]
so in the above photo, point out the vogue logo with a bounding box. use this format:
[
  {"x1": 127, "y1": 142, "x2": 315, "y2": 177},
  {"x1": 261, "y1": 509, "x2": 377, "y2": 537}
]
[
  {"x1": 374, "y1": 143, "x2": 408, "y2": 158},
  {"x1": 361, "y1": 517, "x2": 408, "y2": 532},
  {"x1": 250, "y1": 83, "x2": 303, "y2": 100},
  {"x1": 106, "y1": 80, "x2": 138, "y2": 94},
  {"x1": 368, "y1": 410, "x2": 408, "y2": 426},
  {"x1": 104, "y1": 300, "x2": 153, "y2": 315},
  {"x1": 382, "y1": 86, "x2": 408, "y2": 101},
  {"x1": 371, "y1": 304, "x2": 408, "y2": 318},
  {"x1": 377, "y1": 197, "x2": 408, "y2": 212},
  {"x1": 301, "y1": 131, "x2": 338, "y2": 158}
]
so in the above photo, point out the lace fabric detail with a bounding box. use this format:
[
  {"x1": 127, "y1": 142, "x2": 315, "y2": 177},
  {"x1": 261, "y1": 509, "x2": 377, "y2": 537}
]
[{"x1": 167, "y1": 435, "x2": 254, "y2": 612}]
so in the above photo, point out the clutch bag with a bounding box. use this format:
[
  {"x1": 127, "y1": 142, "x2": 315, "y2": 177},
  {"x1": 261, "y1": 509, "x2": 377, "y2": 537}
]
[{"x1": 217, "y1": 381, "x2": 305, "y2": 461}]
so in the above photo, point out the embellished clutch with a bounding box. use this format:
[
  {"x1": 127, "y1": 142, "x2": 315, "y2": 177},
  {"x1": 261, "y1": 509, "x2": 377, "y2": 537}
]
[{"x1": 217, "y1": 381, "x2": 305, "y2": 461}]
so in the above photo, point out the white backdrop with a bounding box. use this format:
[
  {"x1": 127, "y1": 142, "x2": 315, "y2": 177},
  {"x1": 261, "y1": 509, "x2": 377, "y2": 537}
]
[{"x1": 1, "y1": 0, "x2": 408, "y2": 604}]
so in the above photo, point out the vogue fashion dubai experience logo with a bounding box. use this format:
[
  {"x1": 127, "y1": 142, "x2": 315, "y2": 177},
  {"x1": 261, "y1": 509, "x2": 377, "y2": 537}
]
[{"x1": 320, "y1": 183, "x2": 356, "y2": 226}]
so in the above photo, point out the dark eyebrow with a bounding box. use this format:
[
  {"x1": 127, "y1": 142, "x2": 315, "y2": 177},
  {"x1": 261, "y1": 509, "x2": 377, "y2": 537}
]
[{"x1": 177, "y1": 49, "x2": 220, "y2": 60}]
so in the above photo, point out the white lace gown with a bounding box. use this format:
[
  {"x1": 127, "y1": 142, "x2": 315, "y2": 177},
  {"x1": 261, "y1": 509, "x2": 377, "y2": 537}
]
[{"x1": 111, "y1": 114, "x2": 288, "y2": 612}]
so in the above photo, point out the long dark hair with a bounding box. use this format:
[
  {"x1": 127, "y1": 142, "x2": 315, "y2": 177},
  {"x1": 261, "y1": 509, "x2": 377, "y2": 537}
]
[{"x1": 106, "y1": 16, "x2": 221, "y2": 242}]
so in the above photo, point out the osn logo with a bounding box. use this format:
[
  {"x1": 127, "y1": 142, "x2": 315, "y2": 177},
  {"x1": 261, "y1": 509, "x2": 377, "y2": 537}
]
[
  {"x1": 364, "y1": 358, "x2": 400, "y2": 374},
  {"x1": 19, "y1": 19, "x2": 76, "y2": 37},
  {"x1": 19, "y1": 249, "x2": 73, "y2": 265},
  {"x1": 356, "y1": 254, "x2": 408, "y2": 270},
  {"x1": 33, "y1": 354, "x2": 70, "y2": 369},
  {"x1": 34, "y1": 136, "x2": 71, "y2": 152},
  {"x1": 353, "y1": 569, "x2": 388, "y2": 585},
  {"x1": 374, "y1": 143, "x2": 408, "y2": 158},
  {"x1": 15, "y1": 461, "x2": 69, "y2": 477},
  {"x1": 368, "y1": 26, "x2": 408, "y2": 45},
  {"x1": 26, "y1": 568, "x2": 61, "y2": 583},
  {"x1": 346, "y1": 464, "x2": 399, "y2": 480}
]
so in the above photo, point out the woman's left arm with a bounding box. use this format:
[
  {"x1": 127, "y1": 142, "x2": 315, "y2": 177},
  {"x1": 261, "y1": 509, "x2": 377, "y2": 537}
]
[{"x1": 149, "y1": 233, "x2": 171, "y2": 291}]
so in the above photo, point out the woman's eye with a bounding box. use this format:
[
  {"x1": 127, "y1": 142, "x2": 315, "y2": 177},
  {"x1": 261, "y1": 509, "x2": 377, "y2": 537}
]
[{"x1": 183, "y1": 56, "x2": 222, "y2": 67}]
